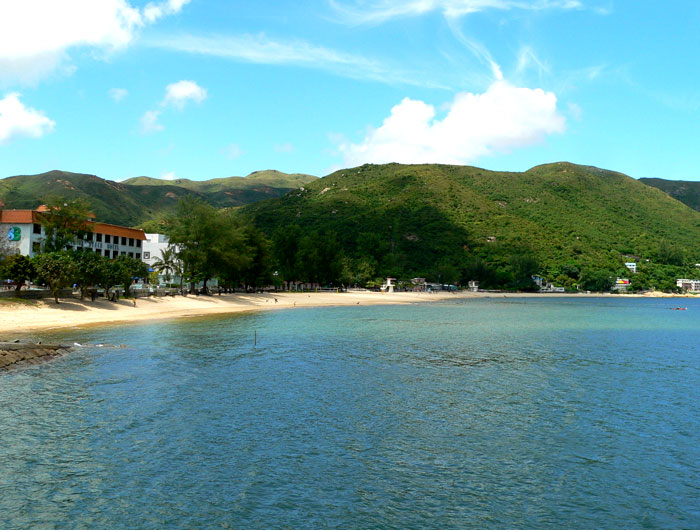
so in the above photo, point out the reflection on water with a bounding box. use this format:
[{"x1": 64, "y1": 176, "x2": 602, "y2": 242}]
[{"x1": 1, "y1": 297, "x2": 699, "y2": 528}]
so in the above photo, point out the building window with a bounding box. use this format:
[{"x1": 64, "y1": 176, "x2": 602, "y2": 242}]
[
  {"x1": 128, "y1": 252, "x2": 134, "y2": 258},
  {"x1": 32, "y1": 241, "x2": 41, "y2": 253},
  {"x1": 135, "y1": 253, "x2": 141, "y2": 260},
  {"x1": 143, "y1": 251, "x2": 150, "y2": 260},
  {"x1": 33, "y1": 223, "x2": 42, "y2": 234},
  {"x1": 136, "y1": 240, "x2": 142, "y2": 248},
  {"x1": 96, "y1": 233, "x2": 102, "y2": 242},
  {"x1": 113, "y1": 250, "x2": 119, "y2": 259},
  {"x1": 105, "y1": 234, "x2": 111, "y2": 244},
  {"x1": 129, "y1": 238, "x2": 134, "y2": 246},
  {"x1": 86, "y1": 232, "x2": 93, "y2": 241},
  {"x1": 121, "y1": 236, "x2": 127, "y2": 246}
]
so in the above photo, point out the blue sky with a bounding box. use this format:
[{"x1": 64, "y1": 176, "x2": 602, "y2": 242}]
[{"x1": 1, "y1": 1, "x2": 699, "y2": 182}]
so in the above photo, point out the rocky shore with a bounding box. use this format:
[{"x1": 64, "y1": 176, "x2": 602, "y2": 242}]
[{"x1": 0, "y1": 341, "x2": 74, "y2": 370}]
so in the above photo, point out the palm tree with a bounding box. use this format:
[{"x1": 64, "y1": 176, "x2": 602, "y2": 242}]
[{"x1": 152, "y1": 246, "x2": 179, "y2": 286}]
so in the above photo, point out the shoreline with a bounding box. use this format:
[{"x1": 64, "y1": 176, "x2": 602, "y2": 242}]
[{"x1": 0, "y1": 290, "x2": 693, "y2": 335}]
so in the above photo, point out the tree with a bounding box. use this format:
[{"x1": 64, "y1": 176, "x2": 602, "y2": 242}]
[
  {"x1": 33, "y1": 252, "x2": 77, "y2": 303},
  {"x1": 97, "y1": 259, "x2": 122, "y2": 301},
  {"x1": 111, "y1": 255, "x2": 148, "y2": 297},
  {"x1": 656, "y1": 240, "x2": 685, "y2": 266},
  {"x1": 72, "y1": 250, "x2": 106, "y2": 299},
  {"x1": 2, "y1": 254, "x2": 36, "y2": 292},
  {"x1": 166, "y1": 198, "x2": 248, "y2": 292},
  {"x1": 297, "y1": 231, "x2": 343, "y2": 285},
  {"x1": 272, "y1": 224, "x2": 302, "y2": 287},
  {"x1": 239, "y1": 225, "x2": 271, "y2": 290},
  {"x1": 579, "y1": 269, "x2": 615, "y2": 292},
  {"x1": 37, "y1": 197, "x2": 94, "y2": 252}
]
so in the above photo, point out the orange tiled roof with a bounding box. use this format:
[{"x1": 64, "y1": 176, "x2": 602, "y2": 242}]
[
  {"x1": 0, "y1": 210, "x2": 38, "y2": 224},
  {"x1": 0, "y1": 209, "x2": 145, "y2": 239},
  {"x1": 92, "y1": 222, "x2": 146, "y2": 240}
]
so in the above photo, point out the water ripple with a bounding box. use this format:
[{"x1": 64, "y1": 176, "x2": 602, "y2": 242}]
[{"x1": 1, "y1": 298, "x2": 699, "y2": 528}]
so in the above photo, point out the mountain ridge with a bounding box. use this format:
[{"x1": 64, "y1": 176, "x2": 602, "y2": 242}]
[{"x1": 0, "y1": 169, "x2": 317, "y2": 226}]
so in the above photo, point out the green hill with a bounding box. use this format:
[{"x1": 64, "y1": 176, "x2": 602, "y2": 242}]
[
  {"x1": 123, "y1": 170, "x2": 316, "y2": 192},
  {"x1": 640, "y1": 178, "x2": 700, "y2": 213},
  {"x1": 241, "y1": 162, "x2": 700, "y2": 287},
  {"x1": 0, "y1": 169, "x2": 317, "y2": 227}
]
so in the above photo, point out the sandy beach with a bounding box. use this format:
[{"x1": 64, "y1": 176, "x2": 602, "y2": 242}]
[
  {"x1": 0, "y1": 291, "x2": 467, "y2": 334},
  {"x1": 0, "y1": 289, "x2": 691, "y2": 335}
]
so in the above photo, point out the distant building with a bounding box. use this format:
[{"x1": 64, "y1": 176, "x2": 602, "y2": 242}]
[
  {"x1": 0, "y1": 208, "x2": 146, "y2": 259},
  {"x1": 625, "y1": 262, "x2": 637, "y2": 273},
  {"x1": 613, "y1": 278, "x2": 630, "y2": 292},
  {"x1": 677, "y1": 279, "x2": 700, "y2": 292},
  {"x1": 531, "y1": 275, "x2": 565, "y2": 293},
  {"x1": 410, "y1": 278, "x2": 427, "y2": 292},
  {"x1": 468, "y1": 280, "x2": 479, "y2": 292}
]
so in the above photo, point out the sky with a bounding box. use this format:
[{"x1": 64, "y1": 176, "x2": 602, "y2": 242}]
[{"x1": 1, "y1": 0, "x2": 699, "y2": 182}]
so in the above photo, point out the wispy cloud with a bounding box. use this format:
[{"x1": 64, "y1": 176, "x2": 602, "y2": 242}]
[
  {"x1": 140, "y1": 109, "x2": 163, "y2": 134},
  {"x1": 445, "y1": 17, "x2": 503, "y2": 81},
  {"x1": 330, "y1": 0, "x2": 582, "y2": 24},
  {"x1": 275, "y1": 142, "x2": 295, "y2": 153},
  {"x1": 221, "y1": 143, "x2": 243, "y2": 159},
  {"x1": 109, "y1": 88, "x2": 128, "y2": 102},
  {"x1": 145, "y1": 33, "x2": 449, "y2": 89},
  {"x1": 515, "y1": 46, "x2": 550, "y2": 79}
]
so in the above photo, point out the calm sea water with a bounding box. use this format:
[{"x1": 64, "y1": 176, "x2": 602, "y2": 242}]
[{"x1": 1, "y1": 297, "x2": 699, "y2": 529}]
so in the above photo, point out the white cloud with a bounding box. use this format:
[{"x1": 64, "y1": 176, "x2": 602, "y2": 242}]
[
  {"x1": 275, "y1": 142, "x2": 294, "y2": 153},
  {"x1": 160, "y1": 171, "x2": 176, "y2": 180},
  {"x1": 0, "y1": 0, "x2": 190, "y2": 85},
  {"x1": 140, "y1": 109, "x2": 163, "y2": 133},
  {"x1": 222, "y1": 143, "x2": 243, "y2": 159},
  {"x1": 144, "y1": 0, "x2": 191, "y2": 23},
  {"x1": 331, "y1": 0, "x2": 581, "y2": 23},
  {"x1": 109, "y1": 87, "x2": 128, "y2": 102},
  {"x1": 336, "y1": 81, "x2": 565, "y2": 166},
  {"x1": 138, "y1": 80, "x2": 207, "y2": 133},
  {"x1": 163, "y1": 80, "x2": 207, "y2": 109},
  {"x1": 0, "y1": 93, "x2": 55, "y2": 144}
]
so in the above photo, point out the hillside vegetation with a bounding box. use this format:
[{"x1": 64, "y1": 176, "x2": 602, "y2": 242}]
[
  {"x1": 641, "y1": 178, "x2": 700, "y2": 213},
  {"x1": 0, "y1": 169, "x2": 316, "y2": 227},
  {"x1": 241, "y1": 162, "x2": 700, "y2": 289}
]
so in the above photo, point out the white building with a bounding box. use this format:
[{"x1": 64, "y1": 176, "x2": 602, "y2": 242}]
[
  {"x1": 625, "y1": 262, "x2": 637, "y2": 273},
  {"x1": 677, "y1": 279, "x2": 700, "y2": 292},
  {"x1": 0, "y1": 208, "x2": 146, "y2": 259},
  {"x1": 142, "y1": 233, "x2": 172, "y2": 269}
]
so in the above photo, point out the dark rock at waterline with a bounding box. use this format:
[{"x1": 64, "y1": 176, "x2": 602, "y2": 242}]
[{"x1": 0, "y1": 342, "x2": 74, "y2": 370}]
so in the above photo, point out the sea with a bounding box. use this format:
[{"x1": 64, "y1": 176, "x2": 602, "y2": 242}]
[{"x1": 1, "y1": 296, "x2": 699, "y2": 529}]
